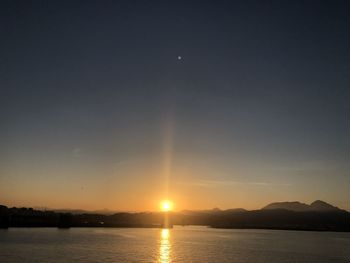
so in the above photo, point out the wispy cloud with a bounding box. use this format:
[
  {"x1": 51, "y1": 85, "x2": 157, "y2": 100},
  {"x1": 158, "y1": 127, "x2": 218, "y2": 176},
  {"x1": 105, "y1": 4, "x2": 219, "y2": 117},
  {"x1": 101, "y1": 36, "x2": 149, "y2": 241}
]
[
  {"x1": 180, "y1": 179, "x2": 292, "y2": 188},
  {"x1": 114, "y1": 160, "x2": 130, "y2": 167},
  {"x1": 71, "y1": 148, "x2": 83, "y2": 158},
  {"x1": 272, "y1": 161, "x2": 341, "y2": 172}
]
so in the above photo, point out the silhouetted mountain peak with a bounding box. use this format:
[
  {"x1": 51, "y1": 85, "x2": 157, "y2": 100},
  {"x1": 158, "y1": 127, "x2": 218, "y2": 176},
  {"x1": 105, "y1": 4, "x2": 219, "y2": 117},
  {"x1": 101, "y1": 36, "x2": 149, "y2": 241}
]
[
  {"x1": 263, "y1": 200, "x2": 342, "y2": 212},
  {"x1": 310, "y1": 200, "x2": 340, "y2": 211},
  {"x1": 224, "y1": 208, "x2": 247, "y2": 213},
  {"x1": 262, "y1": 201, "x2": 310, "y2": 211}
]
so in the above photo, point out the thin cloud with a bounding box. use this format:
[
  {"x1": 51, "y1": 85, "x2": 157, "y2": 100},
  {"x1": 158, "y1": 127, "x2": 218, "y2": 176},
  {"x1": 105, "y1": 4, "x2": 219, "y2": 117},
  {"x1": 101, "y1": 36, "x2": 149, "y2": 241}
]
[
  {"x1": 71, "y1": 148, "x2": 83, "y2": 158},
  {"x1": 180, "y1": 179, "x2": 292, "y2": 188}
]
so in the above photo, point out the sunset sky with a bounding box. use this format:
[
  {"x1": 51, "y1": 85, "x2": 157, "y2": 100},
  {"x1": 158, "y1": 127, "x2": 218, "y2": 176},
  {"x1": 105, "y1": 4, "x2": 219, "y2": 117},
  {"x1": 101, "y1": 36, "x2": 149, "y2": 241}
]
[{"x1": 1, "y1": 0, "x2": 350, "y2": 211}]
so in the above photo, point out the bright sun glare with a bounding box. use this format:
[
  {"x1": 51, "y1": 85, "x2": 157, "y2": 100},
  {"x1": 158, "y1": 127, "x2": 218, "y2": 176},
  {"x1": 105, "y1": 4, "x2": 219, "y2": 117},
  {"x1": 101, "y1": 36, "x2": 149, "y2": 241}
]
[{"x1": 161, "y1": 200, "x2": 173, "y2": 212}]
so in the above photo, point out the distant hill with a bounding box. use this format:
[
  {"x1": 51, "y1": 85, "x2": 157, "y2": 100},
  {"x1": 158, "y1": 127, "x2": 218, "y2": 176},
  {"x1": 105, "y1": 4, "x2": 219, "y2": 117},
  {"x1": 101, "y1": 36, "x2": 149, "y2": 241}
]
[
  {"x1": 223, "y1": 208, "x2": 247, "y2": 213},
  {"x1": 1, "y1": 200, "x2": 349, "y2": 231},
  {"x1": 262, "y1": 201, "x2": 310, "y2": 211},
  {"x1": 262, "y1": 200, "x2": 342, "y2": 212},
  {"x1": 52, "y1": 209, "x2": 118, "y2": 215},
  {"x1": 180, "y1": 208, "x2": 246, "y2": 215},
  {"x1": 309, "y1": 200, "x2": 341, "y2": 211}
]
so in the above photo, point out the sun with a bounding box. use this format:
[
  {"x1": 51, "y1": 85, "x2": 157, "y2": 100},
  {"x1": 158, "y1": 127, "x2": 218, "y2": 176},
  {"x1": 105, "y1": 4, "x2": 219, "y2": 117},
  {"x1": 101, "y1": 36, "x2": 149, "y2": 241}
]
[{"x1": 161, "y1": 200, "x2": 173, "y2": 212}]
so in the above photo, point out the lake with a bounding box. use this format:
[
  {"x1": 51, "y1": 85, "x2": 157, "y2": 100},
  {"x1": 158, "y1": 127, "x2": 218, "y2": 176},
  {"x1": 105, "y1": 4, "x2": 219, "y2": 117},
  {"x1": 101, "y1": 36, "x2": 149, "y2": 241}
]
[{"x1": 0, "y1": 226, "x2": 349, "y2": 262}]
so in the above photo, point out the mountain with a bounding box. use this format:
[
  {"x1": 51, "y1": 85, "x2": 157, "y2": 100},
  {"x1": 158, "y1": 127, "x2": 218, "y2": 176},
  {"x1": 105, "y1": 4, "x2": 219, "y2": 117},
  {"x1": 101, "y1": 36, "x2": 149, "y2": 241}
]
[
  {"x1": 180, "y1": 208, "x2": 246, "y2": 215},
  {"x1": 262, "y1": 200, "x2": 342, "y2": 212},
  {"x1": 223, "y1": 208, "x2": 247, "y2": 213},
  {"x1": 262, "y1": 201, "x2": 310, "y2": 211},
  {"x1": 309, "y1": 200, "x2": 341, "y2": 211},
  {"x1": 52, "y1": 208, "x2": 120, "y2": 215},
  {"x1": 1, "y1": 202, "x2": 349, "y2": 231}
]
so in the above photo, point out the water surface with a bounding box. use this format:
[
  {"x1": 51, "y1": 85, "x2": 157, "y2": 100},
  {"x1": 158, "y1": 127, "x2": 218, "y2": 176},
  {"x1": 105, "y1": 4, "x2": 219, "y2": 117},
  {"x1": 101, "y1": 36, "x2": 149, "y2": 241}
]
[{"x1": 0, "y1": 226, "x2": 349, "y2": 262}]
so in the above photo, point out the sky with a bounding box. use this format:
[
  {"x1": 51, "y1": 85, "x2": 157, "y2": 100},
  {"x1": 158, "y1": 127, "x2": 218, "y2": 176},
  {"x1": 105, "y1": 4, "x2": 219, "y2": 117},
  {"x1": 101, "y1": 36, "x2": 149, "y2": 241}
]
[{"x1": 1, "y1": 0, "x2": 350, "y2": 211}]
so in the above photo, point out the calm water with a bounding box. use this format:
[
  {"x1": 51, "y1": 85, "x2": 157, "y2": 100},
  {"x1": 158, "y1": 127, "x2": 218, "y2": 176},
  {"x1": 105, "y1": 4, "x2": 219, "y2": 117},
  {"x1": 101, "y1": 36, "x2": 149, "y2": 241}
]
[{"x1": 0, "y1": 226, "x2": 349, "y2": 262}]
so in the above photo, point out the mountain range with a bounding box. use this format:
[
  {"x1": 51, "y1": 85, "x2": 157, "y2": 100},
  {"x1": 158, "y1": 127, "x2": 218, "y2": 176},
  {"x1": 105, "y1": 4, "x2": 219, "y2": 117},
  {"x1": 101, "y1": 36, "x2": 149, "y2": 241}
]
[
  {"x1": 262, "y1": 200, "x2": 343, "y2": 212},
  {"x1": 1, "y1": 200, "x2": 349, "y2": 231}
]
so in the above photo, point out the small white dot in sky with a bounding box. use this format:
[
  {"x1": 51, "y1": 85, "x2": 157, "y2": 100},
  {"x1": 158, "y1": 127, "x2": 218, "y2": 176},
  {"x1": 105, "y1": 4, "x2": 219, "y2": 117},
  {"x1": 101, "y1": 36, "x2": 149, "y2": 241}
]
[{"x1": 177, "y1": 56, "x2": 182, "y2": 60}]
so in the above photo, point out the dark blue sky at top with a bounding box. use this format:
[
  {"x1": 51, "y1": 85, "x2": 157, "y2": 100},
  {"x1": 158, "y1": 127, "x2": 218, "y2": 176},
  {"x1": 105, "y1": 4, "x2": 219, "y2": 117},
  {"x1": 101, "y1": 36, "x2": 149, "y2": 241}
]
[{"x1": 1, "y1": 0, "x2": 350, "y2": 199}]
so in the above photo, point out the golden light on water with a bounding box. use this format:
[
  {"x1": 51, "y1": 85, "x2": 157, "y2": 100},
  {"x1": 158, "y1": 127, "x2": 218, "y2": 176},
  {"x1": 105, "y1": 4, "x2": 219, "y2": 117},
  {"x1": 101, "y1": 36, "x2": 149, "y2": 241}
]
[
  {"x1": 161, "y1": 200, "x2": 173, "y2": 212},
  {"x1": 161, "y1": 228, "x2": 170, "y2": 239},
  {"x1": 159, "y1": 229, "x2": 171, "y2": 263}
]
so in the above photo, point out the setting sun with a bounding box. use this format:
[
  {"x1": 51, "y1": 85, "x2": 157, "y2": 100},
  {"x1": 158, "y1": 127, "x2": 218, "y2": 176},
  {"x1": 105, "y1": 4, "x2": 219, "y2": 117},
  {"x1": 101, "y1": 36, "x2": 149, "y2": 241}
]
[{"x1": 161, "y1": 200, "x2": 173, "y2": 212}]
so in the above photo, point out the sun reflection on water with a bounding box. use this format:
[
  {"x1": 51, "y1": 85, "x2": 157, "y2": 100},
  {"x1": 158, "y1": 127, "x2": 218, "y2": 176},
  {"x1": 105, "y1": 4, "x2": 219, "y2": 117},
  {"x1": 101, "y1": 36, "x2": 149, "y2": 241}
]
[{"x1": 159, "y1": 229, "x2": 171, "y2": 263}]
